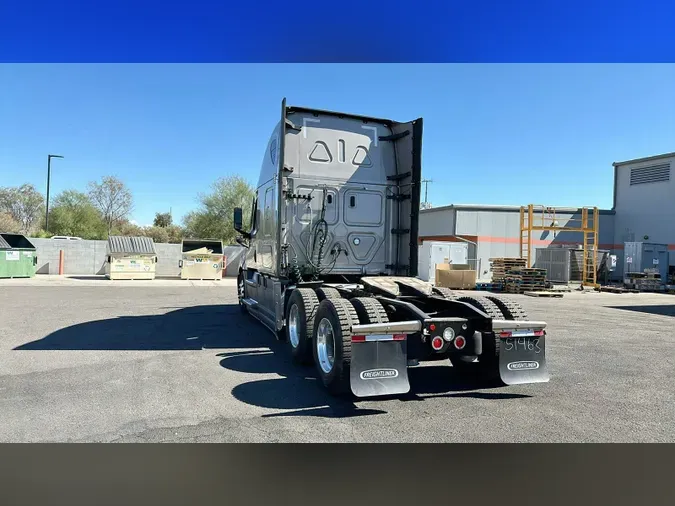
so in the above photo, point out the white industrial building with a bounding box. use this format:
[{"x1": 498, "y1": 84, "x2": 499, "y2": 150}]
[{"x1": 419, "y1": 151, "x2": 674, "y2": 282}]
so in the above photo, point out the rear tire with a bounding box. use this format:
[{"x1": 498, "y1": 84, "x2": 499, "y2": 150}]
[
  {"x1": 432, "y1": 286, "x2": 456, "y2": 300},
  {"x1": 456, "y1": 296, "x2": 504, "y2": 319},
  {"x1": 350, "y1": 297, "x2": 389, "y2": 324},
  {"x1": 484, "y1": 295, "x2": 528, "y2": 320},
  {"x1": 315, "y1": 286, "x2": 341, "y2": 301},
  {"x1": 286, "y1": 288, "x2": 319, "y2": 365},
  {"x1": 312, "y1": 298, "x2": 359, "y2": 396}
]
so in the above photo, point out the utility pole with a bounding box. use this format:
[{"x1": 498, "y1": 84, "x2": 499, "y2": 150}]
[
  {"x1": 421, "y1": 178, "x2": 433, "y2": 206},
  {"x1": 45, "y1": 154, "x2": 64, "y2": 233}
]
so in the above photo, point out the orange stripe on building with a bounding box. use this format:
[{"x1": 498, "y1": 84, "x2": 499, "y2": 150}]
[{"x1": 419, "y1": 235, "x2": 655, "y2": 251}]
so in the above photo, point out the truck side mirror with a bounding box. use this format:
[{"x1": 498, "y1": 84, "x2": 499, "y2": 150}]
[{"x1": 233, "y1": 207, "x2": 244, "y2": 232}]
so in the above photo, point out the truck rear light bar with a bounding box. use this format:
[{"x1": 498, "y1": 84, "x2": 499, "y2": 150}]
[
  {"x1": 498, "y1": 329, "x2": 545, "y2": 338},
  {"x1": 351, "y1": 320, "x2": 421, "y2": 335},
  {"x1": 492, "y1": 319, "x2": 547, "y2": 332},
  {"x1": 352, "y1": 333, "x2": 407, "y2": 343}
]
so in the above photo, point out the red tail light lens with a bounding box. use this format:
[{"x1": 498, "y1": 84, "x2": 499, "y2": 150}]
[
  {"x1": 454, "y1": 336, "x2": 466, "y2": 350},
  {"x1": 393, "y1": 334, "x2": 406, "y2": 341},
  {"x1": 352, "y1": 335, "x2": 366, "y2": 343},
  {"x1": 431, "y1": 336, "x2": 444, "y2": 350}
]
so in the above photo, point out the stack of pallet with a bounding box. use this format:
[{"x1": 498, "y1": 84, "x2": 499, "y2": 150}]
[
  {"x1": 626, "y1": 272, "x2": 663, "y2": 292},
  {"x1": 490, "y1": 258, "x2": 527, "y2": 285},
  {"x1": 503, "y1": 268, "x2": 547, "y2": 294}
]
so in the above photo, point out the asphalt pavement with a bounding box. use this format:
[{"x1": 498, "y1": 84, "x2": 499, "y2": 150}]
[{"x1": 1, "y1": 282, "x2": 673, "y2": 442}]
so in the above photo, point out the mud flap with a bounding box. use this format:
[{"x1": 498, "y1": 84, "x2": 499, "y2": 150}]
[
  {"x1": 350, "y1": 340, "x2": 410, "y2": 398},
  {"x1": 499, "y1": 335, "x2": 549, "y2": 385}
]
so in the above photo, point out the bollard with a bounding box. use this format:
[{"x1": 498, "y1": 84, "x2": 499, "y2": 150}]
[{"x1": 58, "y1": 250, "x2": 64, "y2": 275}]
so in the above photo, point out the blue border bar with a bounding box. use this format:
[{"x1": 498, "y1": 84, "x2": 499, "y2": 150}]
[{"x1": 1, "y1": 1, "x2": 674, "y2": 62}]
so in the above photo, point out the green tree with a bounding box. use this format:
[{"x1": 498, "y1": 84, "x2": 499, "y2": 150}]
[
  {"x1": 47, "y1": 190, "x2": 107, "y2": 239},
  {"x1": 0, "y1": 212, "x2": 21, "y2": 233},
  {"x1": 142, "y1": 226, "x2": 170, "y2": 244},
  {"x1": 0, "y1": 184, "x2": 45, "y2": 234},
  {"x1": 153, "y1": 212, "x2": 172, "y2": 228},
  {"x1": 165, "y1": 224, "x2": 184, "y2": 244},
  {"x1": 114, "y1": 220, "x2": 143, "y2": 237},
  {"x1": 183, "y1": 176, "x2": 254, "y2": 244},
  {"x1": 88, "y1": 176, "x2": 134, "y2": 235}
]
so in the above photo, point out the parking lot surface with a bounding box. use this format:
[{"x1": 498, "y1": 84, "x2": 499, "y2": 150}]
[{"x1": 1, "y1": 282, "x2": 673, "y2": 442}]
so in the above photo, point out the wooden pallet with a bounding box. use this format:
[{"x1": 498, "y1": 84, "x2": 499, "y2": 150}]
[
  {"x1": 523, "y1": 291, "x2": 564, "y2": 298},
  {"x1": 490, "y1": 258, "x2": 528, "y2": 283},
  {"x1": 475, "y1": 282, "x2": 503, "y2": 292},
  {"x1": 598, "y1": 286, "x2": 639, "y2": 294}
]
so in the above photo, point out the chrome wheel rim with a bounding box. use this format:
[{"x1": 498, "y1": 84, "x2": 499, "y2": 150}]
[
  {"x1": 316, "y1": 318, "x2": 335, "y2": 374},
  {"x1": 288, "y1": 304, "x2": 300, "y2": 348}
]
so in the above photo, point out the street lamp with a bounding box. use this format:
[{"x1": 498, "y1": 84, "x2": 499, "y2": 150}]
[{"x1": 45, "y1": 154, "x2": 64, "y2": 233}]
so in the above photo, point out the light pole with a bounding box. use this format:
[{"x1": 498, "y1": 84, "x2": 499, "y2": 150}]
[{"x1": 45, "y1": 154, "x2": 64, "y2": 233}]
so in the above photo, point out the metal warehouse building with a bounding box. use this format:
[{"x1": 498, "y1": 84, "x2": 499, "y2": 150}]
[
  {"x1": 419, "y1": 204, "x2": 616, "y2": 282},
  {"x1": 419, "y1": 151, "x2": 675, "y2": 282}
]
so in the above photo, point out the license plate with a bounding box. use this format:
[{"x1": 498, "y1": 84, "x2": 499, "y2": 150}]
[{"x1": 499, "y1": 335, "x2": 549, "y2": 384}]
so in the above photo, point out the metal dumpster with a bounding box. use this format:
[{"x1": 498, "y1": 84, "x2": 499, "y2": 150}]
[
  {"x1": 180, "y1": 239, "x2": 224, "y2": 280},
  {"x1": 0, "y1": 233, "x2": 38, "y2": 278},
  {"x1": 105, "y1": 236, "x2": 157, "y2": 280}
]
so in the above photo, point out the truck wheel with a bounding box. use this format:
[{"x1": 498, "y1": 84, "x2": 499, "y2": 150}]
[
  {"x1": 432, "y1": 286, "x2": 456, "y2": 300},
  {"x1": 484, "y1": 295, "x2": 528, "y2": 320},
  {"x1": 350, "y1": 297, "x2": 389, "y2": 324},
  {"x1": 456, "y1": 296, "x2": 504, "y2": 319},
  {"x1": 286, "y1": 288, "x2": 319, "y2": 365},
  {"x1": 312, "y1": 298, "x2": 359, "y2": 395},
  {"x1": 315, "y1": 286, "x2": 341, "y2": 301}
]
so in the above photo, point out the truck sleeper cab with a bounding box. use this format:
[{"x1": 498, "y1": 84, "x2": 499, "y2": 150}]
[{"x1": 234, "y1": 99, "x2": 549, "y2": 398}]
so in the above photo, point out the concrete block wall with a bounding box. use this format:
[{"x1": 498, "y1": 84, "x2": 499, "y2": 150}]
[{"x1": 29, "y1": 238, "x2": 245, "y2": 277}]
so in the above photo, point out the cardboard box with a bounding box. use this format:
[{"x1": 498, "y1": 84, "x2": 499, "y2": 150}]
[
  {"x1": 435, "y1": 266, "x2": 476, "y2": 289},
  {"x1": 436, "y1": 263, "x2": 471, "y2": 271}
]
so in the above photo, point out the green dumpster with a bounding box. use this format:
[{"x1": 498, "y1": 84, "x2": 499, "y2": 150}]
[{"x1": 0, "y1": 233, "x2": 37, "y2": 278}]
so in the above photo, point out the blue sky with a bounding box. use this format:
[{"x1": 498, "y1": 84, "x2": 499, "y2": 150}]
[{"x1": 1, "y1": 64, "x2": 674, "y2": 226}]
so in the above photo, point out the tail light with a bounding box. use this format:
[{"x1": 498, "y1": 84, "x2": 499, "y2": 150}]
[
  {"x1": 352, "y1": 335, "x2": 366, "y2": 343},
  {"x1": 431, "y1": 336, "x2": 444, "y2": 351},
  {"x1": 393, "y1": 334, "x2": 406, "y2": 341},
  {"x1": 454, "y1": 336, "x2": 466, "y2": 350}
]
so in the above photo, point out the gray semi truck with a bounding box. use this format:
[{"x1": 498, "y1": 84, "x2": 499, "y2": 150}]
[{"x1": 233, "y1": 99, "x2": 549, "y2": 397}]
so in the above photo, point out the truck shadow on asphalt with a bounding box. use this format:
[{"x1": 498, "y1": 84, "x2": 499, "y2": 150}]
[
  {"x1": 14, "y1": 303, "x2": 530, "y2": 419},
  {"x1": 221, "y1": 347, "x2": 530, "y2": 419},
  {"x1": 14, "y1": 304, "x2": 269, "y2": 351},
  {"x1": 220, "y1": 321, "x2": 531, "y2": 419},
  {"x1": 607, "y1": 305, "x2": 675, "y2": 317}
]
